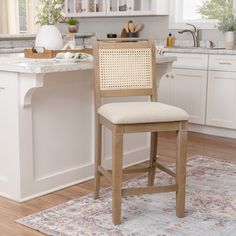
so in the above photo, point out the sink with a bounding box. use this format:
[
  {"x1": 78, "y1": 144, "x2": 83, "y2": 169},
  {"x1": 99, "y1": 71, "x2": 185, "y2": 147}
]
[
  {"x1": 207, "y1": 47, "x2": 225, "y2": 50},
  {"x1": 166, "y1": 46, "x2": 226, "y2": 50}
]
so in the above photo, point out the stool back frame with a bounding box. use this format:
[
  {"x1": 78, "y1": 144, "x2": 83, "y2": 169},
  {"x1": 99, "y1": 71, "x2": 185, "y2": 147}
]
[{"x1": 92, "y1": 37, "x2": 158, "y2": 110}]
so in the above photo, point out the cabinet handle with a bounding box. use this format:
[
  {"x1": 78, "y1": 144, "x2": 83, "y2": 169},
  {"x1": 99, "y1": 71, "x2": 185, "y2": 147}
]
[
  {"x1": 0, "y1": 87, "x2": 5, "y2": 91},
  {"x1": 219, "y1": 61, "x2": 232, "y2": 65},
  {"x1": 166, "y1": 74, "x2": 169, "y2": 78}
]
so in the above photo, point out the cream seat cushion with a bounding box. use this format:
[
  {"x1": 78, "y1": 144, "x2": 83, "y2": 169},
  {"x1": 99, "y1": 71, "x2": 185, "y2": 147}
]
[{"x1": 98, "y1": 102, "x2": 189, "y2": 124}]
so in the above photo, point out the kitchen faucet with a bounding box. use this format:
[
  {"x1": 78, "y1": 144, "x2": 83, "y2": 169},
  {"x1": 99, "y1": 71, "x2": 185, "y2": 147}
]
[{"x1": 178, "y1": 23, "x2": 200, "y2": 47}]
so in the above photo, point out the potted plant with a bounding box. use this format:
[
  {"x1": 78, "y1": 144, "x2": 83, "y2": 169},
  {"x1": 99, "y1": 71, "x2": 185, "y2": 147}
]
[
  {"x1": 218, "y1": 14, "x2": 236, "y2": 49},
  {"x1": 35, "y1": 0, "x2": 64, "y2": 50},
  {"x1": 67, "y1": 18, "x2": 79, "y2": 33}
]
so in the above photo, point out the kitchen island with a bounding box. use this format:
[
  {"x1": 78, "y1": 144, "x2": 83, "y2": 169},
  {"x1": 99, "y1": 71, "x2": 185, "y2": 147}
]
[{"x1": 0, "y1": 54, "x2": 176, "y2": 201}]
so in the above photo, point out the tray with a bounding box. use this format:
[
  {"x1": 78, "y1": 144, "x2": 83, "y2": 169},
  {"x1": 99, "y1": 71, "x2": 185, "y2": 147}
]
[{"x1": 24, "y1": 48, "x2": 93, "y2": 59}]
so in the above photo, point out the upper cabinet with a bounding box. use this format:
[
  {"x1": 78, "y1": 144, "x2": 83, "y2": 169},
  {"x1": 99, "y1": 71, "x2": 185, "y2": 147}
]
[
  {"x1": 107, "y1": 0, "x2": 155, "y2": 16},
  {"x1": 64, "y1": 0, "x2": 169, "y2": 17},
  {"x1": 65, "y1": 0, "x2": 106, "y2": 17}
]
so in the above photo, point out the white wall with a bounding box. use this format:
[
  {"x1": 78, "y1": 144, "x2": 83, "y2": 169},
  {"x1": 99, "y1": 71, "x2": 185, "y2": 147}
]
[{"x1": 59, "y1": 16, "x2": 225, "y2": 42}]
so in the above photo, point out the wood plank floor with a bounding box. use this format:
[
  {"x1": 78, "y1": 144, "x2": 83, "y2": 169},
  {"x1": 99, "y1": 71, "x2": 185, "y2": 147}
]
[{"x1": 1, "y1": 131, "x2": 236, "y2": 235}]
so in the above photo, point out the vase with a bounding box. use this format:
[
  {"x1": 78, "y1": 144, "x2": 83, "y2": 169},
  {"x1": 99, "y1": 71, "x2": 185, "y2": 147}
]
[
  {"x1": 225, "y1": 31, "x2": 235, "y2": 50},
  {"x1": 68, "y1": 25, "x2": 78, "y2": 33},
  {"x1": 35, "y1": 25, "x2": 63, "y2": 50}
]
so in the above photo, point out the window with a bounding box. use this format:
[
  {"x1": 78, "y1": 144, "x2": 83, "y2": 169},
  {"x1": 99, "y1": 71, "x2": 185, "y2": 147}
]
[
  {"x1": 169, "y1": 0, "x2": 234, "y2": 29},
  {"x1": 0, "y1": 0, "x2": 36, "y2": 34},
  {"x1": 18, "y1": 0, "x2": 37, "y2": 34},
  {"x1": 18, "y1": 0, "x2": 28, "y2": 33}
]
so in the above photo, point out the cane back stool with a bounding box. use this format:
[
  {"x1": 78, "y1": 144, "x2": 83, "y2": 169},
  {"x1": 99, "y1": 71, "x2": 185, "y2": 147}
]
[{"x1": 92, "y1": 37, "x2": 189, "y2": 225}]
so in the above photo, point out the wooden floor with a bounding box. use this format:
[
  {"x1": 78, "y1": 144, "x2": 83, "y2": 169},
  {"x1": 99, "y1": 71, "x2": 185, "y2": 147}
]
[{"x1": 1, "y1": 131, "x2": 236, "y2": 235}]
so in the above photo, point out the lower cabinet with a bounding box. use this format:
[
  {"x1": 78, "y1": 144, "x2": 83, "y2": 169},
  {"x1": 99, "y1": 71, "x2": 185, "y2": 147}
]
[
  {"x1": 159, "y1": 68, "x2": 208, "y2": 124},
  {"x1": 160, "y1": 52, "x2": 236, "y2": 133},
  {"x1": 206, "y1": 70, "x2": 236, "y2": 129}
]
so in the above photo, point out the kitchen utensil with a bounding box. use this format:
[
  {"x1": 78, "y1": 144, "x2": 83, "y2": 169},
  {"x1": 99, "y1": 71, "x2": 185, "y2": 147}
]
[
  {"x1": 134, "y1": 24, "x2": 143, "y2": 32},
  {"x1": 128, "y1": 21, "x2": 135, "y2": 32},
  {"x1": 120, "y1": 28, "x2": 127, "y2": 38},
  {"x1": 124, "y1": 23, "x2": 129, "y2": 32}
]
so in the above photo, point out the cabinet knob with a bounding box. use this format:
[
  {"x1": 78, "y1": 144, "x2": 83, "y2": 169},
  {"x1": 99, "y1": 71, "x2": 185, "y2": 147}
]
[
  {"x1": 166, "y1": 74, "x2": 169, "y2": 78},
  {"x1": 128, "y1": 7, "x2": 132, "y2": 10}
]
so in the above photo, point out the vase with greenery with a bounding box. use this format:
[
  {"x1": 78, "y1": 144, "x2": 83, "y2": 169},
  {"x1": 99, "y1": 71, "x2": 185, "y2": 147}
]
[
  {"x1": 218, "y1": 14, "x2": 236, "y2": 49},
  {"x1": 35, "y1": 0, "x2": 64, "y2": 50},
  {"x1": 198, "y1": 0, "x2": 236, "y2": 49},
  {"x1": 67, "y1": 18, "x2": 79, "y2": 33}
]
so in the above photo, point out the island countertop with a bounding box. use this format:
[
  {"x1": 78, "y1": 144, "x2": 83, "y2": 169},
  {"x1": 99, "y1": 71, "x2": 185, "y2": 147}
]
[{"x1": 0, "y1": 54, "x2": 176, "y2": 74}]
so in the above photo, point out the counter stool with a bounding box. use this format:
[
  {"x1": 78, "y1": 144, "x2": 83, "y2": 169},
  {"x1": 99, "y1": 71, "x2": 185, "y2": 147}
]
[{"x1": 92, "y1": 37, "x2": 189, "y2": 225}]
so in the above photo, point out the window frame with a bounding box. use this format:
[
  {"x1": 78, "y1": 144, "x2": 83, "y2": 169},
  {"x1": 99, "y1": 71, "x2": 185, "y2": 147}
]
[
  {"x1": 18, "y1": 0, "x2": 29, "y2": 33},
  {"x1": 168, "y1": 0, "x2": 218, "y2": 30}
]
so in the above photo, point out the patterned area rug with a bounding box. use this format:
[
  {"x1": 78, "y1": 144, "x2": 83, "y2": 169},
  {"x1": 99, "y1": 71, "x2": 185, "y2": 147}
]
[{"x1": 17, "y1": 156, "x2": 236, "y2": 236}]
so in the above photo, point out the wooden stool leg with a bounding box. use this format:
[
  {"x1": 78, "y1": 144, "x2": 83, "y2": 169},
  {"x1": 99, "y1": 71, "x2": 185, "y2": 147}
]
[
  {"x1": 94, "y1": 120, "x2": 102, "y2": 199},
  {"x1": 148, "y1": 132, "x2": 158, "y2": 186},
  {"x1": 176, "y1": 121, "x2": 187, "y2": 217},
  {"x1": 112, "y1": 132, "x2": 123, "y2": 225}
]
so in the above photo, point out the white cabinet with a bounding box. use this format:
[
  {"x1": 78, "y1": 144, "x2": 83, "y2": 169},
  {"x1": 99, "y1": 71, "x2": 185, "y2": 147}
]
[
  {"x1": 65, "y1": 0, "x2": 169, "y2": 17},
  {"x1": 107, "y1": 0, "x2": 155, "y2": 16},
  {"x1": 159, "y1": 68, "x2": 207, "y2": 124},
  {"x1": 65, "y1": 0, "x2": 106, "y2": 17},
  {"x1": 159, "y1": 53, "x2": 208, "y2": 124},
  {"x1": 206, "y1": 55, "x2": 236, "y2": 129}
]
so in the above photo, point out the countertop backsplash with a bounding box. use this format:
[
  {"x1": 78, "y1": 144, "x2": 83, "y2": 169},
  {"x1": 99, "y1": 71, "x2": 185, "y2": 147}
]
[{"x1": 0, "y1": 33, "x2": 95, "y2": 53}]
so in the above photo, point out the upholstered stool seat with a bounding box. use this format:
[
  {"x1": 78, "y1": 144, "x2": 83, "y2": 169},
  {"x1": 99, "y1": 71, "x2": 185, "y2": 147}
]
[{"x1": 98, "y1": 102, "x2": 189, "y2": 124}]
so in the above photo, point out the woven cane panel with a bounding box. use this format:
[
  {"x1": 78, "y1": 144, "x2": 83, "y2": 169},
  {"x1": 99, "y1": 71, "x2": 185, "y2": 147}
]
[{"x1": 99, "y1": 48, "x2": 152, "y2": 90}]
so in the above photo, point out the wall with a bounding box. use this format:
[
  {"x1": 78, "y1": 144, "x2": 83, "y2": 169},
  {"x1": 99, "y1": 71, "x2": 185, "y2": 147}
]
[{"x1": 59, "y1": 16, "x2": 225, "y2": 43}]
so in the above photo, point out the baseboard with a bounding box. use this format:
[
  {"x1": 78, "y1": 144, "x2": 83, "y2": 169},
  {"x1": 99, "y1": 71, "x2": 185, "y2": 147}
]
[{"x1": 189, "y1": 124, "x2": 236, "y2": 139}]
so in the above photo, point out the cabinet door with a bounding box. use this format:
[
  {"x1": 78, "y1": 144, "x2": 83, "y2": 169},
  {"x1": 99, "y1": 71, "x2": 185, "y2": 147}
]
[
  {"x1": 158, "y1": 68, "x2": 207, "y2": 124},
  {"x1": 107, "y1": 0, "x2": 155, "y2": 16},
  {"x1": 65, "y1": 0, "x2": 106, "y2": 17},
  {"x1": 206, "y1": 71, "x2": 236, "y2": 129}
]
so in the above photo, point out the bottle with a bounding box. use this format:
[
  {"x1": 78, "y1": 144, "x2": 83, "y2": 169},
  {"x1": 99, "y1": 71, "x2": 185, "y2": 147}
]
[{"x1": 166, "y1": 33, "x2": 175, "y2": 47}]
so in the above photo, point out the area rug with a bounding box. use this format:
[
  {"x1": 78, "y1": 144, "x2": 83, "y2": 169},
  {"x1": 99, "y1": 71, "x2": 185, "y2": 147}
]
[{"x1": 17, "y1": 155, "x2": 236, "y2": 236}]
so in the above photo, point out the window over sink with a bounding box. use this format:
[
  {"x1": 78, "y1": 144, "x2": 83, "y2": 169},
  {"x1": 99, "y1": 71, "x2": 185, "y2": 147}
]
[{"x1": 169, "y1": 0, "x2": 235, "y2": 30}]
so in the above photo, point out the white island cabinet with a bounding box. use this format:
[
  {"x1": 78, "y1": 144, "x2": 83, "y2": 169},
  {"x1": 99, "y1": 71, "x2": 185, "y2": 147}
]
[{"x1": 0, "y1": 54, "x2": 176, "y2": 202}]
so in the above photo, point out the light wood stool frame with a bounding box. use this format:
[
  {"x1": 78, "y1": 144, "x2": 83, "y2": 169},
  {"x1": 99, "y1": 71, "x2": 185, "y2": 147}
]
[{"x1": 92, "y1": 37, "x2": 188, "y2": 225}]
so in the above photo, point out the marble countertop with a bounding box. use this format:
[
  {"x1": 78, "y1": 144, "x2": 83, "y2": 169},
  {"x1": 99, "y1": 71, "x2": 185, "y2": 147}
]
[
  {"x1": 0, "y1": 54, "x2": 176, "y2": 74},
  {"x1": 164, "y1": 47, "x2": 236, "y2": 55}
]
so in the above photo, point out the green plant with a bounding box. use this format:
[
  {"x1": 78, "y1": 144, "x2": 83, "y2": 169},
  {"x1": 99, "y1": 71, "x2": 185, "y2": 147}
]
[
  {"x1": 67, "y1": 18, "x2": 78, "y2": 25},
  {"x1": 198, "y1": 0, "x2": 233, "y2": 20},
  {"x1": 36, "y1": 0, "x2": 64, "y2": 26},
  {"x1": 198, "y1": 0, "x2": 236, "y2": 32},
  {"x1": 218, "y1": 14, "x2": 236, "y2": 32}
]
